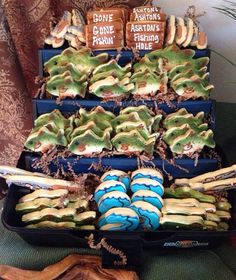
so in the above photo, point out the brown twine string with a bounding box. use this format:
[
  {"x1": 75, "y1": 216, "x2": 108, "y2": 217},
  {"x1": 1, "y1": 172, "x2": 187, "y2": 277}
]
[
  {"x1": 86, "y1": 234, "x2": 127, "y2": 266},
  {"x1": 185, "y1": 5, "x2": 206, "y2": 25}
]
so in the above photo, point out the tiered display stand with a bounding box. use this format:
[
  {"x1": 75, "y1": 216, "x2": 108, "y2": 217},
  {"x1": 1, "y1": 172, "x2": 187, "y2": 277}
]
[{"x1": 2, "y1": 47, "x2": 236, "y2": 269}]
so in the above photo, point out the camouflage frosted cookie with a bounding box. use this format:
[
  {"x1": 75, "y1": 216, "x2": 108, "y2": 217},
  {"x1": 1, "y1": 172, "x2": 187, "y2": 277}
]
[
  {"x1": 111, "y1": 130, "x2": 156, "y2": 156},
  {"x1": 24, "y1": 126, "x2": 68, "y2": 153},
  {"x1": 98, "y1": 207, "x2": 139, "y2": 231},
  {"x1": 94, "y1": 180, "x2": 127, "y2": 203},
  {"x1": 92, "y1": 59, "x2": 131, "y2": 76},
  {"x1": 131, "y1": 178, "x2": 164, "y2": 196},
  {"x1": 131, "y1": 190, "x2": 164, "y2": 210},
  {"x1": 89, "y1": 76, "x2": 134, "y2": 99},
  {"x1": 68, "y1": 130, "x2": 112, "y2": 155},
  {"x1": 131, "y1": 168, "x2": 163, "y2": 184},
  {"x1": 100, "y1": 170, "x2": 130, "y2": 189},
  {"x1": 130, "y1": 201, "x2": 161, "y2": 230},
  {"x1": 97, "y1": 191, "x2": 131, "y2": 214}
]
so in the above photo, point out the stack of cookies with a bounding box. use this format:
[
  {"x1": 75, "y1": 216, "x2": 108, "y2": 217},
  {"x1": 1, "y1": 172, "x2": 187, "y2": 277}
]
[{"x1": 94, "y1": 168, "x2": 165, "y2": 231}]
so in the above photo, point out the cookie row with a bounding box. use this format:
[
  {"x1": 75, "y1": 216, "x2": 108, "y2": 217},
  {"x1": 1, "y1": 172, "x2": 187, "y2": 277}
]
[
  {"x1": 15, "y1": 188, "x2": 96, "y2": 229},
  {"x1": 43, "y1": 45, "x2": 213, "y2": 101},
  {"x1": 25, "y1": 106, "x2": 215, "y2": 158},
  {"x1": 161, "y1": 186, "x2": 231, "y2": 230},
  {"x1": 165, "y1": 15, "x2": 207, "y2": 49}
]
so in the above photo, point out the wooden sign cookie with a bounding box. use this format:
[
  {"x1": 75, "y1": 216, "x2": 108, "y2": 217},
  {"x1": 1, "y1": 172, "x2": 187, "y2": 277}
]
[
  {"x1": 133, "y1": 6, "x2": 161, "y2": 13},
  {"x1": 93, "y1": 7, "x2": 129, "y2": 23},
  {"x1": 87, "y1": 9, "x2": 126, "y2": 24},
  {"x1": 86, "y1": 20, "x2": 124, "y2": 50},
  {"x1": 130, "y1": 11, "x2": 166, "y2": 22},
  {"x1": 126, "y1": 38, "x2": 164, "y2": 50},
  {"x1": 127, "y1": 21, "x2": 165, "y2": 33},
  {"x1": 126, "y1": 21, "x2": 165, "y2": 50},
  {"x1": 131, "y1": 5, "x2": 166, "y2": 22}
]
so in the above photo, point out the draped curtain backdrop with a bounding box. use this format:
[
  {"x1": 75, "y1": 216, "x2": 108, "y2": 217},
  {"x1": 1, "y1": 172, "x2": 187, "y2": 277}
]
[{"x1": 0, "y1": 1, "x2": 150, "y2": 163}]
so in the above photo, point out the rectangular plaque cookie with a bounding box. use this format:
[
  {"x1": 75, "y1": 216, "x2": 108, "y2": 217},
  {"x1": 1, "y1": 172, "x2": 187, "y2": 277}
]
[
  {"x1": 126, "y1": 32, "x2": 164, "y2": 50},
  {"x1": 86, "y1": 20, "x2": 124, "y2": 50},
  {"x1": 126, "y1": 21, "x2": 165, "y2": 33},
  {"x1": 133, "y1": 6, "x2": 161, "y2": 13},
  {"x1": 126, "y1": 40, "x2": 163, "y2": 50},
  {"x1": 130, "y1": 11, "x2": 166, "y2": 22},
  {"x1": 87, "y1": 8, "x2": 127, "y2": 24}
]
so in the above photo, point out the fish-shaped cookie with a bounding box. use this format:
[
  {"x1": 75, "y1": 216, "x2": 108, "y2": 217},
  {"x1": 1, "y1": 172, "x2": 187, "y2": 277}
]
[{"x1": 68, "y1": 130, "x2": 112, "y2": 155}]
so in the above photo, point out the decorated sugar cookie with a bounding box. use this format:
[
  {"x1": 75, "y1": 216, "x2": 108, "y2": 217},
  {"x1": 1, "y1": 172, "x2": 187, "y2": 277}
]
[
  {"x1": 175, "y1": 17, "x2": 187, "y2": 45},
  {"x1": 131, "y1": 168, "x2": 163, "y2": 184},
  {"x1": 94, "y1": 180, "x2": 126, "y2": 203},
  {"x1": 131, "y1": 178, "x2": 164, "y2": 196},
  {"x1": 100, "y1": 170, "x2": 130, "y2": 189},
  {"x1": 130, "y1": 201, "x2": 161, "y2": 230},
  {"x1": 131, "y1": 190, "x2": 164, "y2": 210},
  {"x1": 98, "y1": 207, "x2": 139, "y2": 231},
  {"x1": 166, "y1": 15, "x2": 176, "y2": 45},
  {"x1": 97, "y1": 191, "x2": 131, "y2": 214}
]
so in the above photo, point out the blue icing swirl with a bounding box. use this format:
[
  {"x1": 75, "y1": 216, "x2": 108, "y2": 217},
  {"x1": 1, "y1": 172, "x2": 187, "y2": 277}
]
[
  {"x1": 94, "y1": 183, "x2": 126, "y2": 203},
  {"x1": 130, "y1": 205, "x2": 160, "y2": 230},
  {"x1": 98, "y1": 197, "x2": 130, "y2": 214},
  {"x1": 131, "y1": 195, "x2": 163, "y2": 210},
  {"x1": 132, "y1": 173, "x2": 163, "y2": 184},
  {"x1": 98, "y1": 213, "x2": 139, "y2": 231},
  {"x1": 131, "y1": 182, "x2": 164, "y2": 196},
  {"x1": 103, "y1": 175, "x2": 130, "y2": 189}
]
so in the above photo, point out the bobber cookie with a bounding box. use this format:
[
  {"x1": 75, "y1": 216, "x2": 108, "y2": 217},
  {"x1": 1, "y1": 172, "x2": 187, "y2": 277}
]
[
  {"x1": 98, "y1": 207, "x2": 139, "y2": 231},
  {"x1": 100, "y1": 170, "x2": 130, "y2": 189},
  {"x1": 130, "y1": 201, "x2": 161, "y2": 230},
  {"x1": 131, "y1": 178, "x2": 164, "y2": 196},
  {"x1": 94, "y1": 180, "x2": 126, "y2": 203},
  {"x1": 131, "y1": 168, "x2": 163, "y2": 184},
  {"x1": 131, "y1": 190, "x2": 163, "y2": 210},
  {"x1": 97, "y1": 191, "x2": 131, "y2": 214}
]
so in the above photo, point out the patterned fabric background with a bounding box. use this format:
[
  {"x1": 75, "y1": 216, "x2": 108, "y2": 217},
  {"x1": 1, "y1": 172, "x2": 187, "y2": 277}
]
[
  {"x1": 0, "y1": 2, "x2": 32, "y2": 166},
  {"x1": 0, "y1": 0, "x2": 150, "y2": 197}
]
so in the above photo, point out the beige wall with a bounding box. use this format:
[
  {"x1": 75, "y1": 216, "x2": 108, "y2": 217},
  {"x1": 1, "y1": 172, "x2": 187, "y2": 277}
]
[{"x1": 154, "y1": 0, "x2": 236, "y2": 103}]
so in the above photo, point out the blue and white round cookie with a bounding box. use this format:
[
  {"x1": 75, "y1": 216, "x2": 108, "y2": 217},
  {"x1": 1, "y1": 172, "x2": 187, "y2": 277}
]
[
  {"x1": 98, "y1": 207, "x2": 139, "y2": 231},
  {"x1": 131, "y1": 168, "x2": 163, "y2": 184},
  {"x1": 94, "y1": 180, "x2": 126, "y2": 203},
  {"x1": 100, "y1": 170, "x2": 130, "y2": 189},
  {"x1": 131, "y1": 190, "x2": 164, "y2": 210},
  {"x1": 130, "y1": 201, "x2": 161, "y2": 230},
  {"x1": 98, "y1": 191, "x2": 131, "y2": 214},
  {"x1": 131, "y1": 178, "x2": 164, "y2": 196}
]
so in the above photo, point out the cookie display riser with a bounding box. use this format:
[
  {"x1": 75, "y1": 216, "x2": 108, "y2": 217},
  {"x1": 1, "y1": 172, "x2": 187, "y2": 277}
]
[{"x1": 22, "y1": 151, "x2": 218, "y2": 179}]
